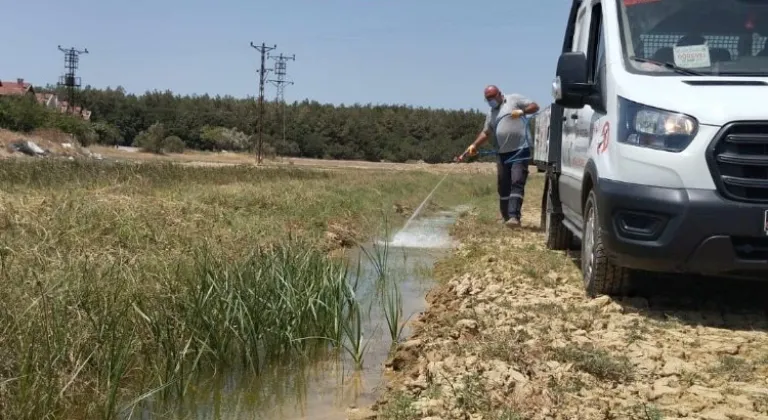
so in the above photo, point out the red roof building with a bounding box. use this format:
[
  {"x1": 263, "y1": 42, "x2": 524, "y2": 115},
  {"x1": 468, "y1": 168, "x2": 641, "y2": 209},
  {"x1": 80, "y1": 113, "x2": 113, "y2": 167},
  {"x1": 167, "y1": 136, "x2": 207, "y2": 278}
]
[
  {"x1": 1, "y1": 77, "x2": 90, "y2": 120},
  {"x1": 0, "y1": 78, "x2": 34, "y2": 96}
]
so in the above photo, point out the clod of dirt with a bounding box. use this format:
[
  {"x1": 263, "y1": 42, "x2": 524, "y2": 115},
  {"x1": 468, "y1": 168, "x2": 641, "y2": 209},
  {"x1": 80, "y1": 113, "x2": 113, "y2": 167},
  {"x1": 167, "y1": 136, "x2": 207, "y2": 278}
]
[
  {"x1": 323, "y1": 223, "x2": 358, "y2": 249},
  {"x1": 393, "y1": 202, "x2": 411, "y2": 215}
]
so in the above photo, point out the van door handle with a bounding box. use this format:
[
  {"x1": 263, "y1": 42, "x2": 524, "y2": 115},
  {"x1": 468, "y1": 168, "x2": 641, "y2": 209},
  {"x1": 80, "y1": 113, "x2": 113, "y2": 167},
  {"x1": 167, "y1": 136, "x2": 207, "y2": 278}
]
[{"x1": 570, "y1": 114, "x2": 578, "y2": 119}]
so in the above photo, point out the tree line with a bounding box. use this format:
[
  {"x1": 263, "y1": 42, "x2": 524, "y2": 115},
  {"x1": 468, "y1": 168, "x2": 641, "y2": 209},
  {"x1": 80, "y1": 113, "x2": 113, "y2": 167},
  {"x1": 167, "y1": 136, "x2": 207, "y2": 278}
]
[{"x1": 1, "y1": 84, "x2": 503, "y2": 163}]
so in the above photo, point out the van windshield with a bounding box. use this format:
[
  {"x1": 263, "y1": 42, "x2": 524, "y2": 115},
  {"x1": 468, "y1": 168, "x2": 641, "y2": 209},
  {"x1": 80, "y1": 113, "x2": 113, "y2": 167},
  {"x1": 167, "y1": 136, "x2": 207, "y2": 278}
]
[{"x1": 617, "y1": 0, "x2": 768, "y2": 76}]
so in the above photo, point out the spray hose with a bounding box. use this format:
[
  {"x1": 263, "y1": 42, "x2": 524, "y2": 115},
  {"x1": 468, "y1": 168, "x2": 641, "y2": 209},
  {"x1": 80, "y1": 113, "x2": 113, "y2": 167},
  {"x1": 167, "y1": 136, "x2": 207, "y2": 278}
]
[{"x1": 455, "y1": 111, "x2": 541, "y2": 164}]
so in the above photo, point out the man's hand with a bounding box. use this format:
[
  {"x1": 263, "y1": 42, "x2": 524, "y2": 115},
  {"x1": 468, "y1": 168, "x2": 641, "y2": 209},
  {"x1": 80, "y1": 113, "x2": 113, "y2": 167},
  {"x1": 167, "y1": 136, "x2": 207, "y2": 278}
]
[{"x1": 465, "y1": 144, "x2": 478, "y2": 156}]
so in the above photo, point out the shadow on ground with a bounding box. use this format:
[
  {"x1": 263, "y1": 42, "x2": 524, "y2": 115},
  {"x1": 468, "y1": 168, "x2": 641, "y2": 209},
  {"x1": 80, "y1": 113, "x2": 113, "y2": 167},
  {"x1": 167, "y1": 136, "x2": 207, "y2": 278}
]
[{"x1": 562, "y1": 248, "x2": 768, "y2": 333}]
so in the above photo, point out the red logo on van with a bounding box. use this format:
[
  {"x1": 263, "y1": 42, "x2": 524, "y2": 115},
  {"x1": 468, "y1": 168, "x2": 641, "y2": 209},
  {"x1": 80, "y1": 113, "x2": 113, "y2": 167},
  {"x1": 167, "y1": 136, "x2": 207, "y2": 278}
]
[{"x1": 597, "y1": 122, "x2": 610, "y2": 154}]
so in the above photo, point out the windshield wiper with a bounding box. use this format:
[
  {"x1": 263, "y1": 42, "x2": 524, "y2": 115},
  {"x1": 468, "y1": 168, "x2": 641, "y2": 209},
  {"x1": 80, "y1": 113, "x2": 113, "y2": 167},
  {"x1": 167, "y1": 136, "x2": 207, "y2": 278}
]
[{"x1": 629, "y1": 56, "x2": 705, "y2": 76}]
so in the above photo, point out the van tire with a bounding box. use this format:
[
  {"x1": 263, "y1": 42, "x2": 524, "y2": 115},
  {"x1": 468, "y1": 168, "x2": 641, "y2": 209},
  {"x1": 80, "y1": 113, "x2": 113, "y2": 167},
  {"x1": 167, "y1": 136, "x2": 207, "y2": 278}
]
[
  {"x1": 543, "y1": 179, "x2": 573, "y2": 250},
  {"x1": 581, "y1": 189, "x2": 630, "y2": 297}
]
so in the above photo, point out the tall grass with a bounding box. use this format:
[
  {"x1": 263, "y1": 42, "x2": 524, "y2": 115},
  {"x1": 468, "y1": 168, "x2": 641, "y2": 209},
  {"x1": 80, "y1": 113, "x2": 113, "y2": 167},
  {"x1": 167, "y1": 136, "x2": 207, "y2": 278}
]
[
  {"x1": 0, "y1": 240, "x2": 364, "y2": 419},
  {"x1": 0, "y1": 159, "x2": 497, "y2": 419}
]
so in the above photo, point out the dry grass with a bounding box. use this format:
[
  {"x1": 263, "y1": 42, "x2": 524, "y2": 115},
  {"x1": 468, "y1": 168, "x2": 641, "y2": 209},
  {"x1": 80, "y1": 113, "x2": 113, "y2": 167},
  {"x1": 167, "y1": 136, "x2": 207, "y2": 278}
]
[{"x1": 86, "y1": 144, "x2": 501, "y2": 174}]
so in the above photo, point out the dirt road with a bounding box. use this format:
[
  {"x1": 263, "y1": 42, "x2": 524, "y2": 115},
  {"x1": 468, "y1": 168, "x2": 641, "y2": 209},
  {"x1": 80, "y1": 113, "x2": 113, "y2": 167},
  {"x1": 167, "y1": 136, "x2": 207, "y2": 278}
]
[{"x1": 365, "y1": 174, "x2": 768, "y2": 420}]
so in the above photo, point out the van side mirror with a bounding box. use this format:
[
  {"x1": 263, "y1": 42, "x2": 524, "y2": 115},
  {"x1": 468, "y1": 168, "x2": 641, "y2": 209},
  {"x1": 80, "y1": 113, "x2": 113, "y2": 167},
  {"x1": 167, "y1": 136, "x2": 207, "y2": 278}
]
[{"x1": 552, "y1": 52, "x2": 594, "y2": 109}]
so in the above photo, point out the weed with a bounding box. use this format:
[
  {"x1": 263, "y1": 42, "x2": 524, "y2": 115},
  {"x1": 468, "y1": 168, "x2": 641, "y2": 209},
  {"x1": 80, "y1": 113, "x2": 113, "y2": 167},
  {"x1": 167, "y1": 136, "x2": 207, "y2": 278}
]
[
  {"x1": 379, "y1": 391, "x2": 419, "y2": 420},
  {"x1": 479, "y1": 329, "x2": 533, "y2": 364},
  {"x1": 453, "y1": 373, "x2": 489, "y2": 413},
  {"x1": 709, "y1": 355, "x2": 754, "y2": 381},
  {"x1": 629, "y1": 403, "x2": 664, "y2": 420},
  {"x1": 625, "y1": 319, "x2": 651, "y2": 343},
  {"x1": 679, "y1": 370, "x2": 702, "y2": 388},
  {"x1": 547, "y1": 375, "x2": 587, "y2": 398},
  {"x1": 552, "y1": 344, "x2": 634, "y2": 383}
]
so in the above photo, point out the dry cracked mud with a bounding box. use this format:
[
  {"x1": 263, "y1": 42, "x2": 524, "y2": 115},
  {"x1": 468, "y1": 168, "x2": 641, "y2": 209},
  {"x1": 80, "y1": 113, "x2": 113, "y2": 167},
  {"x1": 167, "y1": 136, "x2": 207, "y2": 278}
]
[{"x1": 356, "y1": 184, "x2": 768, "y2": 420}]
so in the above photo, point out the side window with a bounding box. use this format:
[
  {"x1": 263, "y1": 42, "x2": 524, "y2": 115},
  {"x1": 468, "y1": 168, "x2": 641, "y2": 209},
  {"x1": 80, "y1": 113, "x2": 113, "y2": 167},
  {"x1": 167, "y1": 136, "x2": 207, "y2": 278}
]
[
  {"x1": 596, "y1": 18, "x2": 605, "y2": 77},
  {"x1": 587, "y1": 3, "x2": 604, "y2": 84},
  {"x1": 572, "y1": 8, "x2": 587, "y2": 52}
]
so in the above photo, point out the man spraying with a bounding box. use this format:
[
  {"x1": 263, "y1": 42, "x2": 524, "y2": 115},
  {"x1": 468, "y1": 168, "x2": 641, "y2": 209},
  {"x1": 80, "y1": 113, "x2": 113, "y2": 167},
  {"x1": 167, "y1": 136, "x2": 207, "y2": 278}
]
[{"x1": 462, "y1": 85, "x2": 539, "y2": 228}]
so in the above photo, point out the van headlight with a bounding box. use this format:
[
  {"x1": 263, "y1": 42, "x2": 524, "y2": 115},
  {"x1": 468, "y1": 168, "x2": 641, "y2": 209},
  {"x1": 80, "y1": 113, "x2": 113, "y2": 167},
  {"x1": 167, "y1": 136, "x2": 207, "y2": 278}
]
[{"x1": 617, "y1": 96, "x2": 698, "y2": 152}]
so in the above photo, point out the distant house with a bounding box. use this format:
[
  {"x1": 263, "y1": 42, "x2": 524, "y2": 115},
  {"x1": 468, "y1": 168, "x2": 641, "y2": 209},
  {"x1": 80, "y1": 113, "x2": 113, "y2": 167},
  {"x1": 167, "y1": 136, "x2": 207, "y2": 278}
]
[
  {"x1": 36, "y1": 92, "x2": 60, "y2": 109},
  {"x1": 1, "y1": 77, "x2": 91, "y2": 121},
  {"x1": 0, "y1": 78, "x2": 35, "y2": 97}
]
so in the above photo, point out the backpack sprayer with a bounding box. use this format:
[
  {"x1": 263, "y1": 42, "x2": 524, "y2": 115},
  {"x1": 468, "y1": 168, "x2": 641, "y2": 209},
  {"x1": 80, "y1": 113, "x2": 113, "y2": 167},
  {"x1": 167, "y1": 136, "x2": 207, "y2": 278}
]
[{"x1": 454, "y1": 111, "x2": 540, "y2": 164}]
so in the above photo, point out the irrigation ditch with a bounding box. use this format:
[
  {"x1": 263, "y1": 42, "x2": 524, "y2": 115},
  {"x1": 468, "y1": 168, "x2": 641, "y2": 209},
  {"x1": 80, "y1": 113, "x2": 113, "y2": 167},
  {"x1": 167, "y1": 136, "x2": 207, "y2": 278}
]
[{"x1": 125, "y1": 205, "x2": 468, "y2": 420}]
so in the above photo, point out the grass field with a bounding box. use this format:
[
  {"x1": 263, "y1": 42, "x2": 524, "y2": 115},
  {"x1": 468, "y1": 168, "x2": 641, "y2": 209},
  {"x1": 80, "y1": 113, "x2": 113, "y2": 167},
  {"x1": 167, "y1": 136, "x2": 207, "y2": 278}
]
[{"x1": 0, "y1": 159, "x2": 496, "y2": 420}]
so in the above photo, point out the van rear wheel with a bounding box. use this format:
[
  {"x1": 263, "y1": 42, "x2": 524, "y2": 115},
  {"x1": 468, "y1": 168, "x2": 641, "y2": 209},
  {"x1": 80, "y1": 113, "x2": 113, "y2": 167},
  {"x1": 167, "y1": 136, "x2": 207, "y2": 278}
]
[
  {"x1": 543, "y1": 179, "x2": 573, "y2": 250},
  {"x1": 581, "y1": 190, "x2": 630, "y2": 297}
]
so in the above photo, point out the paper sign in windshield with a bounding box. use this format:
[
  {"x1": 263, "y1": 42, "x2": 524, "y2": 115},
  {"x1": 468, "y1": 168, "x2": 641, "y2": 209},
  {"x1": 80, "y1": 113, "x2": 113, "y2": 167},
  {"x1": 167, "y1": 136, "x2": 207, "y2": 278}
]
[{"x1": 673, "y1": 44, "x2": 711, "y2": 68}]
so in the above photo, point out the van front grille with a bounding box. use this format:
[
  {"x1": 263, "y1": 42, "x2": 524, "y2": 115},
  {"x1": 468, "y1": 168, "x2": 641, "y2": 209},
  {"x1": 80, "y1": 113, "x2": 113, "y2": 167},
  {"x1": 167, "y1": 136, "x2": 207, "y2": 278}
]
[{"x1": 707, "y1": 122, "x2": 768, "y2": 203}]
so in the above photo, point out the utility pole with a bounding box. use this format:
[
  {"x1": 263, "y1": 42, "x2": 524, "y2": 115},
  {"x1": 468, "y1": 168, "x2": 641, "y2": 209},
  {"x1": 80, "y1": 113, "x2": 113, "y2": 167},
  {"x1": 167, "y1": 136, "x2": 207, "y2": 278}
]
[
  {"x1": 250, "y1": 41, "x2": 277, "y2": 164},
  {"x1": 57, "y1": 45, "x2": 88, "y2": 114},
  {"x1": 268, "y1": 52, "x2": 295, "y2": 146}
]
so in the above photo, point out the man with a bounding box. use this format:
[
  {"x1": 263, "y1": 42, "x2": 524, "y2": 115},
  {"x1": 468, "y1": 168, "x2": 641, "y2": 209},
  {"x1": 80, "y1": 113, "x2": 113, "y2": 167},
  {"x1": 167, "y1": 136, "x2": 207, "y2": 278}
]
[{"x1": 464, "y1": 85, "x2": 539, "y2": 228}]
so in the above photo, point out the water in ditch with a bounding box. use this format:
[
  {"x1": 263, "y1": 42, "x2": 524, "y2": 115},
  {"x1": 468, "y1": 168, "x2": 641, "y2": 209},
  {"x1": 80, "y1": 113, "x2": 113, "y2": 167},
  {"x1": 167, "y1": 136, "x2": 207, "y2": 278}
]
[{"x1": 129, "y1": 206, "x2": 465, "y2": 420}]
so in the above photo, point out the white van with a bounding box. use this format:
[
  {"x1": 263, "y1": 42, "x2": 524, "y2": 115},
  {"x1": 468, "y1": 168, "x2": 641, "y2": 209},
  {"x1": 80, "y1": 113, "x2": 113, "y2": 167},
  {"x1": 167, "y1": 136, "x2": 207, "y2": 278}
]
[{"x1": 539, "y1": 0, "x2": 768, "y2": 297}]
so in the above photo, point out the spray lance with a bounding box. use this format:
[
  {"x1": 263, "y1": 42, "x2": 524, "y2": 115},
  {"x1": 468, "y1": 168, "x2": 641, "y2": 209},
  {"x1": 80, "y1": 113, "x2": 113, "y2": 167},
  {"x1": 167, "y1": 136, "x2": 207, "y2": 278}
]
[{"x1": 454, "y1": 111, "x2": 540, "y2": 164}]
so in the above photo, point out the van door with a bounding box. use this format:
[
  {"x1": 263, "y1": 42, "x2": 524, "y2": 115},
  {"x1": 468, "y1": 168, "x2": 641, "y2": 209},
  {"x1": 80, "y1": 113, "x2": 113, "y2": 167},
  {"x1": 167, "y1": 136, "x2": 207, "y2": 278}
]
[
  {"x1": 570, "y1": 2, "x2": 606, "y2": 218},
  {"x1": 559, "y1": 2, "x2": 593, "y2": 224}
]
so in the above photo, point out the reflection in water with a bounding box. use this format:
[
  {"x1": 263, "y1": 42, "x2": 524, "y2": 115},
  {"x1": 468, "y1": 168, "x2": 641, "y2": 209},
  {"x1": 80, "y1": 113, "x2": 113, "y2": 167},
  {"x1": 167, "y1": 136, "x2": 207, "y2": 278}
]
[{"x1": 128, "y1": 208, "x2": 461, "y2": 420}]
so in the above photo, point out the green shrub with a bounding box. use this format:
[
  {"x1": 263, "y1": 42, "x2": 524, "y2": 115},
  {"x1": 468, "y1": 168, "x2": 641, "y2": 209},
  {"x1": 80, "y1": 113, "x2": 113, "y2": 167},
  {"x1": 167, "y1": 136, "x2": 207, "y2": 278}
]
[
  {"x1": 162, "y1": 135, "x2": 185, "y2": 153},
  {"x1": 0, "y1": 96, "x2": 97, "y2": 146},
  {"x1": 132, "y1": 122, "x2": 166, "y2": 153}
]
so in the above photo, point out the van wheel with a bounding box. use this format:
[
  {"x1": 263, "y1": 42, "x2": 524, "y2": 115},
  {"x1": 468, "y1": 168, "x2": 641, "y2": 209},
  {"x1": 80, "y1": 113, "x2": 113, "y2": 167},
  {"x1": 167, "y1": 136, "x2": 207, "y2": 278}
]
[
  {"x1": 543, "y1": 179, "x2": 573, "y2": 250},
  {"x1": 581, "y1": 189, "x2": 630, "y2": 297}
]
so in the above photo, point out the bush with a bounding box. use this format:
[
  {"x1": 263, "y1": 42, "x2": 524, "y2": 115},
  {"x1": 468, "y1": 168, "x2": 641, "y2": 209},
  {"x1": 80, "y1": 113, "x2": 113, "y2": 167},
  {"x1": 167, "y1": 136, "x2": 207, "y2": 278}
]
[
  {"x1": 0, "y1": 96, "x2": 99, "y2": 146},
  {"x1": 162, "y1": 135, "x2": 185, "y2": 153},
  {"x1": 47, "y1": 112, "x2": 97, "y2": 146},
  {"x1": 200, "y1": 126, "x2": 249, "y2": 151},
  {"x1": 0, "y1": 96, "x2": 47, "y2": 132},
  {"x1": 92, "y1": 121, "x2": 124, "y2": 146},
  {"x1": 132, "y1": 122, "x2": 166, "y2": 153}
]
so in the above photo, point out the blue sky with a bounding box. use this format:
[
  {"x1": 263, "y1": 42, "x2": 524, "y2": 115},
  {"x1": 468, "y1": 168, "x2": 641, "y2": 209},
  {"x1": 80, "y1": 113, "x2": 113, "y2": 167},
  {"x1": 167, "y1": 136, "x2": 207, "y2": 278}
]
[{"x1": 2, "y1": 0, "x2": 570, "y2": 111}]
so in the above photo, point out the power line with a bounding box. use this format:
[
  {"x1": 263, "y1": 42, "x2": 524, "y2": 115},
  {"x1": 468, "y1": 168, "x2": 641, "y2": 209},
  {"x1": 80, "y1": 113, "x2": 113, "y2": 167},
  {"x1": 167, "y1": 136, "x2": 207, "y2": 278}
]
[
  {"x1": 56, "y1": 45, "x2": 88, "y2": 114},
  {"x1": 268, "y1": 52, "x2": 295, "y2": 146},
  {"x1": 249, "y1": 41, "x2": 277, "y2": 164}
]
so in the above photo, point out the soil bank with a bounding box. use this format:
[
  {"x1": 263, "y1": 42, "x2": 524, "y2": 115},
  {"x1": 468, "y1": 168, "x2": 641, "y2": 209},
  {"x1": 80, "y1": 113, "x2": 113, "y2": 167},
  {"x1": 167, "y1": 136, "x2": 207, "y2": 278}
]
[{"x1": 362, "y1": 174, "x2": 768, "y2": 420}]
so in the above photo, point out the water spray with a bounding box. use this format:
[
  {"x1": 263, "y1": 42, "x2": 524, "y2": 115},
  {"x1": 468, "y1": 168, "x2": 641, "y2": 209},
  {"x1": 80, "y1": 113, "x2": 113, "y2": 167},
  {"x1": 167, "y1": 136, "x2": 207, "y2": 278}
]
[{"x1": 399, "y1": 172, "x2": 449, "y2": 233}]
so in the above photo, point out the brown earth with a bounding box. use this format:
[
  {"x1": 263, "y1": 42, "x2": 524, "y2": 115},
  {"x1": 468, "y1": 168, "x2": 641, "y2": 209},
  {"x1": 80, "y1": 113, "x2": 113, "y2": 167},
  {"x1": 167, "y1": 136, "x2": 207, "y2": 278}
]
[
  {"x1": 359, "y1": 174, "x2": 768, "y2": 420},
  {"x1": 0, "y1": 128, "x2": 86, "y2": 158}
]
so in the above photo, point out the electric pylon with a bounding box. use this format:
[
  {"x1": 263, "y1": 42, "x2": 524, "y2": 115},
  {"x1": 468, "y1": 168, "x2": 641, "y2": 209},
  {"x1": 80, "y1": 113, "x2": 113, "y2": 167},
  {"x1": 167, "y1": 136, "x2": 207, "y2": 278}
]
[
  {"x1": 268, "y1": 53, "x2": 295, "y2": 145},
  {"x1": 57, "y1": 45, "x2": 88, "y2": 113},
  {"x1": 250, "y1": 41, "x2": 277, "y2": 164}
]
